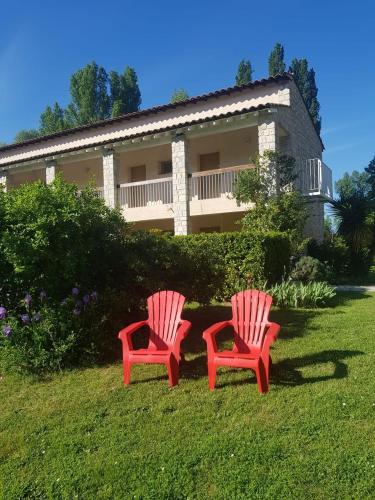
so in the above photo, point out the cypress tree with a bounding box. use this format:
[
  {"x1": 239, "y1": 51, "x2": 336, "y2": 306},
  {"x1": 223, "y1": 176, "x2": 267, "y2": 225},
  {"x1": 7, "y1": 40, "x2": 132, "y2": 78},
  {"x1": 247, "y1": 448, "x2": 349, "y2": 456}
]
[
  {"x1": 268, "y1": 43, "x2": 286, "y2": 76},
  {"x1": 289, "y1": 58, "x2": 321, "y2": 134},
  {"x1": 235, "y1": 60, "x2": 253, "y2": 85}
]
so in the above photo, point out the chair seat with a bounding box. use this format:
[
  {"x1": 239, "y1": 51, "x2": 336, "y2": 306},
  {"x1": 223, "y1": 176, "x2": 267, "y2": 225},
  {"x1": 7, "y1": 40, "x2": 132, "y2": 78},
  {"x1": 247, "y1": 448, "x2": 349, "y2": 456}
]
[
  {"x1": 215, "y1": 349, "x2": 261, "y2": 360},
  {"x1": 130, "y1": 348, "x2": 170, "y2": 356}
]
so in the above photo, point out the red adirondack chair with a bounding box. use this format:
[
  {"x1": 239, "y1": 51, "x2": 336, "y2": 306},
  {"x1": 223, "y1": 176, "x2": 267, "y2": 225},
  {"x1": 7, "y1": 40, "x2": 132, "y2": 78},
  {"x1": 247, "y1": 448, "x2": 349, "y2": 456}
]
[
  {"x1": 203, "y1": 290, "x2": 280, "y2": 393},
  {"x1": 118, "y1": 291, "x2": 191, "y2": 387}
]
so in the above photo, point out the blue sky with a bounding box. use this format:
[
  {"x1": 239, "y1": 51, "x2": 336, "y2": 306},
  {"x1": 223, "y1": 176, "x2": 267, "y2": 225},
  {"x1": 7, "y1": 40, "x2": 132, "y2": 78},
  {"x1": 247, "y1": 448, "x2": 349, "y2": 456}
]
[{"x1": 0, "y1": 0, "x2": 374, "y2": 185}]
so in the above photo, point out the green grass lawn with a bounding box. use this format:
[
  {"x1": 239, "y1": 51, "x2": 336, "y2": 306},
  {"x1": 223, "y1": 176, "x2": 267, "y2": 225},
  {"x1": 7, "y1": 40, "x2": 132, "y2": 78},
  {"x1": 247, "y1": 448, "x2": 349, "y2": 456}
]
[{"x1": 1, "y1": 293, "x2": 375, "y2": 499}]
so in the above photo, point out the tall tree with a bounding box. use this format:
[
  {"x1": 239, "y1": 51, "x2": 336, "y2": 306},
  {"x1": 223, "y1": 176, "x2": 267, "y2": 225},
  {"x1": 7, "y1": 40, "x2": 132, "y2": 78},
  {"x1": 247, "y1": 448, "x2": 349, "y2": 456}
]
[
  {"x1": 170, "y1": 88, "x2": 189, "y2": 103},
  {"x1": 268, "y1": 43, "x2": 286, "y2": 76},
  {"x1": 289, "y1": 58, "x2": 321, "y2": 134},
  {"x1": 235, "y1": 60, "x2": 253, "y2": 85},
  {"x1": 14, "y1": 129, "x2": 40, "y2": 143},
  {"x1": 65, "y1": 62, "x2": 111, "y2": 126},
  {"x1": 330, "y1": 171, "x2": 374, "y2": 270},
  {"x1": 40, "y1": 102, "x2": 68, "y2": 135},
  {"x1": 109, "y1": 66, "x2": 141, "y2": 117},
  {"x1": 365, "y1": 155, "x2": 375, "y2": 198}
]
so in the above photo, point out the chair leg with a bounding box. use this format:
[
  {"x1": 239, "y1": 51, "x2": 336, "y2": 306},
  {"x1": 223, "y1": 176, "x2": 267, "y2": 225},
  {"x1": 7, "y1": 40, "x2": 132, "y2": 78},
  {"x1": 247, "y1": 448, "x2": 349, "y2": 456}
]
[
  {"x1": 167, "y1": 355, "x2": 179, "y2": 387},
  {"x1": 123, "y1": 359, "x2": 131, "y2": 385},
  {"x1": 255, "y1": 360, "x2": 269, "y2": 394},
  {"x1": 208, "y1": 362, "x2": 217, "y2": 391}
]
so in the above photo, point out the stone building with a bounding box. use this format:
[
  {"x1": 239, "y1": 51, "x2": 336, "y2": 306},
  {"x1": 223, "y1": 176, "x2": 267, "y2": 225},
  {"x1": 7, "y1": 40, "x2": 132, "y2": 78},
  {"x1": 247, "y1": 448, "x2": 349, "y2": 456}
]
[{"x1": 0, "y1": 73, "x2": 332, "y2": 240}]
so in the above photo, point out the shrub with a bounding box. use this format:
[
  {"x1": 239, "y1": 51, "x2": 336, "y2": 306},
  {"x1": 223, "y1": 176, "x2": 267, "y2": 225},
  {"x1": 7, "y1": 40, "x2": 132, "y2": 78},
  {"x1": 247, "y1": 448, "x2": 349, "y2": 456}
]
[
  {"x1": 0, "y1": 177, "x2": 128, "y2": 302},
  {"x1": 173, "y1": 231, "x2": 291, "y2": 301},
  {"x1": 308, "y1": 236, "x2": 351, "y2": 281},
  {"x1": 290, "y1": 256, "x2": 328, "y2": 283},
  {"x1": 268, "y1": 280, "x2": 336, "y2": 308}
]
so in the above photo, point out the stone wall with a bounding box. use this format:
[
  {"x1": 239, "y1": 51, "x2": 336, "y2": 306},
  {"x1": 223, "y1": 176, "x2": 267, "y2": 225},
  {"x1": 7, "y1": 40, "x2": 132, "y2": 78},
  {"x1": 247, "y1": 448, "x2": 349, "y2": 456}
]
[
  {"x1": 103, "y1": 150, "x2": 119, "y2": 209},
  {"x1": 171, "y1": 135, "x2": 191, "y2": 235}
]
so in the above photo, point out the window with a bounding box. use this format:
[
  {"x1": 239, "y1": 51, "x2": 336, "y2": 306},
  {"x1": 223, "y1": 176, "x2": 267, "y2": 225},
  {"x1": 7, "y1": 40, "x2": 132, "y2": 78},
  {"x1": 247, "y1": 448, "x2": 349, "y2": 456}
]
[
  {"x1": 130, "y1": 165, "x2": 146, "y2": 182},
  {"x1": 199, "y1": 152, "x2": 220, "y2": 171},
  {"x1": 159, "y1": 160, "x2": 172, "y2": 175}
]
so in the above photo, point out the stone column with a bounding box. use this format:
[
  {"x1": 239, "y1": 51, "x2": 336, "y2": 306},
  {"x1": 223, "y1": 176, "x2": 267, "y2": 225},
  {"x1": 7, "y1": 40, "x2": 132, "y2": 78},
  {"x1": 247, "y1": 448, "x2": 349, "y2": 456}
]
[
  {"x1": 0, "y1": 171, "x2": 8, "y2": 192},
  {"x1": 258, "y1": 117, "x2": 280, "y2": 195},
  {"x1": 258, "y1": 117, "x2": 278, "y2": 154},
  {"x1": 172, "y1": 134, "x2": 191, "y2": 235},
  {"x1": 304, "y1": 200, "x2": 325, "y2": 242},
  {"x1": 102, "y1": 149, "x2": 119, "y2": 209},
  {"x1": 45, "y1": 160, "x2": 57, "y2": 184}
]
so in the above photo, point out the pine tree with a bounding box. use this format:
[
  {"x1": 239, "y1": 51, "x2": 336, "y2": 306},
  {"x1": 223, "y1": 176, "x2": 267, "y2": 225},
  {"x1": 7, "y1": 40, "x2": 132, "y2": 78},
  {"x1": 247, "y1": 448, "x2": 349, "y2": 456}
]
[
  {"x1": 235, "y1": 60, "x2": 253, "y2": 85},
  {"x1": 65, "y1": 62, "x2": 111, "y2": 126},
  {"x1": 268, "y1": 43, "x2": 286, "y2": 76},
  {"x1": 40, "y1": 102, "x2": 67, "y2": 135},
  {"x1": 170, "y1": 89, "x2": 189, "y2": 103},
  {"x1": 110, "y1": 66, "x2": 141, "y2": 117},
  {"x1": 289, "y1": 58, "x2": 321, "y2": 134}
]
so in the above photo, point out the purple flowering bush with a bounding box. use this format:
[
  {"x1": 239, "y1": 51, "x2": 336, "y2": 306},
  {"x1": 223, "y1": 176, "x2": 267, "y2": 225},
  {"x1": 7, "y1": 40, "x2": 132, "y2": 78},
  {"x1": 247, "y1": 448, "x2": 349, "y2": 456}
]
[{"x1": 0, "y1": 288, "x2": 118, "y2": 374}]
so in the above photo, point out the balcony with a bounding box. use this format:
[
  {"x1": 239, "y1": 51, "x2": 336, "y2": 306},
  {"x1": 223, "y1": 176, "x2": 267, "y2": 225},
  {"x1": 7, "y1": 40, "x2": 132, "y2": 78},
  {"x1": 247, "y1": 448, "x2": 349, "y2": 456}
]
[
  {"x1": 117, "y1": 160, "x2": 333, "y2": 222},
  {"x1": 299, "y1": 159, "x2": 333, "y2": 200}
]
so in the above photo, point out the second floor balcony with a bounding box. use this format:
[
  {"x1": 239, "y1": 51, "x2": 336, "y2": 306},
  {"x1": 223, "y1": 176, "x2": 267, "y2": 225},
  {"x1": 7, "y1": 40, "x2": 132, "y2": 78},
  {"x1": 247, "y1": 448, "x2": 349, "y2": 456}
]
[{"x1": 117, "y1": 159, "x2": 333, "y2": 222}]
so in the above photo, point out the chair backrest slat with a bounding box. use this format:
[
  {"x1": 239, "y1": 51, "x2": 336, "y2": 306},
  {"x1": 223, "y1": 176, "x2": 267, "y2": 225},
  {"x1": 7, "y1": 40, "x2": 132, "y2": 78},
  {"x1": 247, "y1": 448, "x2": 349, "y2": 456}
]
[
  {"x1": 231, "y1": 290, "x2": 272, "y2": 350},
  {"x1": 147, "y1": 291, "x2": 185, "y2": 349}
]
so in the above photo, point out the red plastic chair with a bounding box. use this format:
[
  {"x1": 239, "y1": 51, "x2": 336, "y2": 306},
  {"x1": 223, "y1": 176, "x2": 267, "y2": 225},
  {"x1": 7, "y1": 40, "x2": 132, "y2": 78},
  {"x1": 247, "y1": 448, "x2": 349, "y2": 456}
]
[
  {"x1": 118, "y1": 291, "x2": 191, "y2": 387},
  {"x1": 203, "y1": 290, "x2": 280, "y2": 393}
]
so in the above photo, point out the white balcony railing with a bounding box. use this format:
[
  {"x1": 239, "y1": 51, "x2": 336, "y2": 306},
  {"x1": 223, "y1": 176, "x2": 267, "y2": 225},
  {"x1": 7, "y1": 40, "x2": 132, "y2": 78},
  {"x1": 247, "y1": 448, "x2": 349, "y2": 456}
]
[
  {"x1": 115, "y1": 160, "x2": 332, "y2": 213},
  {"x1": 190, "y1": 165, "x2": 250, "y2": 200},
  {"x1": 119, "y1": 177, "x2": 173, "y2": 208},
  {"x1": 299, "y1": 158, "x2": 333, "y2": 199}
]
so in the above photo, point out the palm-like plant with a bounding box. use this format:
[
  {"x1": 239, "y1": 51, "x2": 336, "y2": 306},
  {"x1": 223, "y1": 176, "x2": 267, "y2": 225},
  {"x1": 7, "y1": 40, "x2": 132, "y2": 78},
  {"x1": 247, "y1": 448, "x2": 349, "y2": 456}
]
[{"x1": 330, "y1": 193, "x2": 374, "y2": 254}]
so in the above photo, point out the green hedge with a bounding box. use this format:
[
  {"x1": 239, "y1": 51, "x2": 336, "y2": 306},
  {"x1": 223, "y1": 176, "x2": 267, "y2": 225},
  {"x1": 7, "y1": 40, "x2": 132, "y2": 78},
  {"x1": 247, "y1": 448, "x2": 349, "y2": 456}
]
[{"x1": 173, "y1": 231, "x2": 291, "y2": 302}]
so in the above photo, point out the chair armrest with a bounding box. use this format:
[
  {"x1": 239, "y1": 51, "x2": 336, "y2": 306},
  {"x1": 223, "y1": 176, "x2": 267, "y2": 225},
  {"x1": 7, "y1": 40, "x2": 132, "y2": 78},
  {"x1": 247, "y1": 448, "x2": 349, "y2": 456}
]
[
  {"x1": 266, "y1": 322, "x2": 280, "y2": 341},
  {"x1": 261, "y1": 322, "x2": 280, "y2": 357},
  {"x1": 177, "y1": 320, "x2": 192, "y2": 340},
  {"x1": 203, "y1": 320, "x2": 232, "y2": 354},
  {"x1": 172, "y1": 320, "x2": 192, "y2": 358},
  {"x1": 118, "y1": 320, "x2": 149, "y2": 351}
]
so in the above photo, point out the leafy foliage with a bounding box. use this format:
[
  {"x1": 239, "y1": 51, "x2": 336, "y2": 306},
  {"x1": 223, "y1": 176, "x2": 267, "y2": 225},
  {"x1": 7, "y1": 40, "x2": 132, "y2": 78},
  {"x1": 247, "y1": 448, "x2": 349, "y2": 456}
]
[
  {"x1": 331, "y1": 170, "x2": 374, "y2": 272},
  {"x1": 0, "y1": 176, "x2": 128, "y2": 302},
  {"x1": 14, "y1": 61, "x2": 142, "y2": 138},
  {"x1": 65, "y1": 62, "x2": 111, "y2": 126},
  {"x1": 0, "y1": 289, "x2": 98, "y2": 373},
  {"x1": 235, "y1": 59, "x2": 253, "y2": 85},
  {"x1": 268, "y1": 280, "x2": 336, "y2": 308},
  {"x1": 14, "y1": 129, "x2": 40, "y2": 143},
  {"x1": 234, "y1": 151, "x2": 307, "y2": 251},
  {"x1": 365, "y1": 155, "x2": 375, "y2": 198},
  {"x1": 308, "y1": 236, "x2": 350, "y2": 280},
  {"x1": 290, "y1": 256, "x2": 328, "y2": 283},
  {"x1": 39, "y1": 102, "x2": 68, "y2": 135},
  {"x1": 289, "y1": 58, "x2": 321, "y2": 134},
  {"x1": 170, "y1": 88, "x2": 189, "y2": 103},
  {"x1": 173, "y1": 231, "x2": 291, "y2": 301},
  {"x1": 109, "y1": 66, "x2": 141, "y2": 117},
  {"x1": 268, "y1": 43, "x2": 286, "y2": 76}
]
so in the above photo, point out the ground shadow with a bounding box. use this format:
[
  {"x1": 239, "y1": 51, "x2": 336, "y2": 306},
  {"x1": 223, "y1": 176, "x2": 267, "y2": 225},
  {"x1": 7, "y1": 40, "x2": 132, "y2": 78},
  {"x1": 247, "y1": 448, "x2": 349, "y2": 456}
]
[{"x1": 217, "y1": 349, "x2": 364, "y2": 389}]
